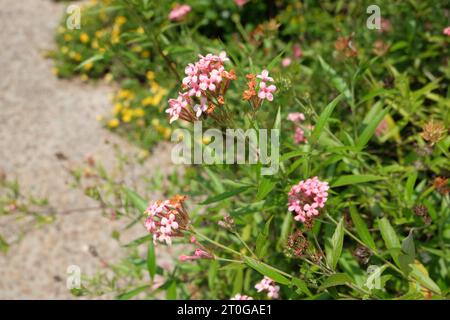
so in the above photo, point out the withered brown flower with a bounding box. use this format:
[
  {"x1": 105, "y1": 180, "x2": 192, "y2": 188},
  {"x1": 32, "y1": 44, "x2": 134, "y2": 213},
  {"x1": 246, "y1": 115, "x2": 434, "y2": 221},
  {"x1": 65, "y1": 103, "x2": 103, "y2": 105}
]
[{"x1": 420, "y1": 120, "x2": 447, "y2": 146}]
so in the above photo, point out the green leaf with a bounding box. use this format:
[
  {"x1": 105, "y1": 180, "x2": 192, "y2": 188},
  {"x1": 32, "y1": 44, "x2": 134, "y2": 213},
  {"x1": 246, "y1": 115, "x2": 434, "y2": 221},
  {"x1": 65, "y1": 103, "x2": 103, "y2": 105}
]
[
  {"x1": 349, "y1": 205, "x2": 376, "y2": 250},
  {"x1": 331, "y1": 174, "x2": 386, "y2": 187},
  {"x1": 124, "y1": 234, "x2": 152, "y2": 247},
  {"x1": 290, "y1": 278, "x2": 312, "y2": 296},
  {"x1": 244, "y1": 257, "x2": 290, "y2": 285},
  {"x1": 326, "y1": 218, "x2": 344, "y2": 270},
  {"x1": 124, "y1": 188, "x2": 147, "y2": 212},
  {"x1": 166, "y1": 281, "x2": 177, "y2": 299},
  {"x1": 404, "y1": 172, "x2": 418, "y2": 205},
  {"x1": 410, "y1": 265, "x2": 441, "y2": 294},
  {"x1": 319, "y1": 273, "x2": 354, "y2": 290},
  {"x1": 201, "y1": 186, "x2": 251, "y2": 205},
  {"x1": 310, "y1": 94, "x2": 344, "y2": 144},
  {"x1": 75, "y1": 54, "x2": 104, "y2": 71},
  {"x1": 116, "y1": 285, "x2": 149, "y2": 300},
  {"x1": 0, "y1": 234, "x2": 9, "y2": 253},
  {"x1": 147, "y1": 240, "x2": 156, "y2": 280},
  {"x1": 255, "y1": 216, "x2": 273, "y2": 258},
  {"x1": 355, "y1": 105, "x2": 389, "y2": 150},
  {"x1": 318, "y1": 56, "x2": 351, "y2": 101},
  {"x1": 232, "y1": 268, "x2": 244, "y2": 294},
  {"x1": 256, "y1": 177, "x2": 276, "y2": 201},
  {"x1": 378, "y1": 217, "x2": 401, "y2": 265},
  {"x1": 399, "y1": 230, "x2": 415, "y2": 275}
]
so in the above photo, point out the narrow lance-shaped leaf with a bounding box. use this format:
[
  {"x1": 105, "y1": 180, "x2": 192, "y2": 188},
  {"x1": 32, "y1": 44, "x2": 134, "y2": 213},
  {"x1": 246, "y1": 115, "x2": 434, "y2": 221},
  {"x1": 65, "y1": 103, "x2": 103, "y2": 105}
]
[
  {"x1": 310, "y1": 94, "x2": 344, "y2": 144},
  {"x1": 349, "y1": 205, "x2": 376, "y2": 250},
  {"x1": 326, "y1": 218, "x2": 345, "y2": 270},
  {"x1": 355, "y1": 106, "x2": 389, "y2": 150},
  {"x1": 378, "y1": 217, "x2": 401, "y2": 266},
  {"x1": 331, "y1": 174, "x2": 386, "y2": 187},
  {"x1": 244, "y1": 257, "x2": 290, "y2": 285}
]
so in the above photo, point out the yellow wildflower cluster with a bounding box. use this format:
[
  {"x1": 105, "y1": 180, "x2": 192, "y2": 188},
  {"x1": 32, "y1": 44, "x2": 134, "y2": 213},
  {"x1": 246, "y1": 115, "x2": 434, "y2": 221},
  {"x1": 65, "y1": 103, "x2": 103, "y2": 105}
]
[{"x1": 141, "y1": 71, "x2": 168, "y2": 108}]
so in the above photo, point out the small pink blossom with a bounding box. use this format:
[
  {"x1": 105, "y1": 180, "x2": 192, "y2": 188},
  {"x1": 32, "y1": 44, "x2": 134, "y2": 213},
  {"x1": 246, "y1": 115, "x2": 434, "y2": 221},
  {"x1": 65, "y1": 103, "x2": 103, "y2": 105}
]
[
  {"x1": 255, "y1": 277, "x2": 280, "y2": 299},
  {"x1": 258, "y1": 81, "x2": 276, "y2": 101},
  {"x1": 375, "y1": 118, "x2": 388, "y2": 137},
  {"x1": 231, "y1": 294, "x2": 253, "y2": 300},
  {"x1": 288, "y1": 177, "x2": 329, "y2": 223},
  {"x1": 443, "y1": 27, "x2": 450, "y2": 36},
  {"x1": 292, "y1": 44, "x2": 303, "y2": 59},
  {"x1": 282, "y1": 57, "x2": 292, "y2": 67},
  {"x1": 287, "y1": 112, "x2": 305, "y2": 123},
  {"x1": 294, "y1": 127, "x2": 307, "y2": 144},
  {"x1": 256, "y1": 69, "x2": 274, "y2": 82},
  {"x1": 233, "y1": 0, "x2": 248, "y2": 7},
  {"x1": 168, "y1": 4, "x2": 191, "y2": 22}
]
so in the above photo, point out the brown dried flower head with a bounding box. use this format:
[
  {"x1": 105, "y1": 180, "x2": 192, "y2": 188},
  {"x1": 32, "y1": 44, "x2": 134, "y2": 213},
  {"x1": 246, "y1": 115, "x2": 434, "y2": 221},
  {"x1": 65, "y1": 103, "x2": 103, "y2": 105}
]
[{"x1": 420, "y1": 120, "x2": 447, "y2": 146}]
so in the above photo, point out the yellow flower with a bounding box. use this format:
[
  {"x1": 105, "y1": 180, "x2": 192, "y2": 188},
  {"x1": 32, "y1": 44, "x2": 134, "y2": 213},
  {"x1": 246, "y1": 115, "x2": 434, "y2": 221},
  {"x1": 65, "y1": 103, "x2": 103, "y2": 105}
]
[
  {"x1": 202, "y1": 136, "x2": 212, "y2": 145},
  {"x1": 61, "y1": 46, "x2": 69, "y2": 54},
  {"x1": 163, "y1": 127, "x2": 172, "y2": 139},
  {"x1": 52, "y1": 67, "x2": 59, "y2": 75},
  {"x1": 133, "y1": 108, "x2": 145, "y2": 117},
  {"x1": 122, "y1": 111, "x2": 132, "y2": 123},
  {"x1": 141, "y1": 51, "x2": 150, "y2": 58},
  {"x1": 136, "y1": 27, "x2": 144, "y2": 34},
  {"x1": 91, "y1": 39, "x2": 99, "y2": 49},
  {"x1": 117, "y1": 89, "x2": 135, "y2": 100},
  {"x1": 141, "y1": 96, "x2": 154, "y2": 107},
  {"x1": 146, "y1": 71, "x2": 155, "y2": 81},
  {"x1": 95, "y1": 30, "x2": 105, "y2": 38},
  {"x1": 104, "y1": 73, "x2": 113, "y2": 83},
  {"x1": 80, "y1": 33, "x2": 90, "y2": 44},
  {"x1": 113, "y1": 103, "x2": 123, "y2": 115},
  {"x1": 115, "y1": 16, "x2": 127, "y2": 26},
  {"x1": 64, "y1": 34, "x2": 73, "y2": 42},
  {"x1": 83, "y1": 62, "x2": 94, "y2": 71},
  {"x1": 108, "y1": 118, "x2": 119, "y2": 128}
]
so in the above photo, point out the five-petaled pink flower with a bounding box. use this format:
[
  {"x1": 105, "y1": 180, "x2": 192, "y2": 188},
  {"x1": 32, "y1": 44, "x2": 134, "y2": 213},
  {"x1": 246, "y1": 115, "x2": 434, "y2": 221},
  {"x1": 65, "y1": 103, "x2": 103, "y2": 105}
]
[
  {"x1": 258, "y1": 82, "x2": 277, "y2": 101},
  {"x1": 287, "y1": 112, "x2": 305, "y2": 123},
  {"x1": 168, "y1": 4, "x2": 191, "y2": 22},
  {"x1": 288, "y1": 177, "x2": 329, "y2": 223},
  {"x1": 256, "y1": 69, "x2": 274, "y2": 82}
]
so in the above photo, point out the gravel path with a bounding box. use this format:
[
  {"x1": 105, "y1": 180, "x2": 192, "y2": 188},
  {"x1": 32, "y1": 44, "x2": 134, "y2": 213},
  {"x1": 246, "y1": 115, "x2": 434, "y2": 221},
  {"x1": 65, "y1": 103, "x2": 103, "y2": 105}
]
[{"x1": 0, "y1": 0, "x2": 175, "y2": 299}]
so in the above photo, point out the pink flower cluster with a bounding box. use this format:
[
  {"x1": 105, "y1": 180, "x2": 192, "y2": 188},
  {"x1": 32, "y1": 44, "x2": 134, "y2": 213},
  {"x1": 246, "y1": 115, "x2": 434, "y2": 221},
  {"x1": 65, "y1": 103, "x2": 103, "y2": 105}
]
[
  {"x1": 166, "y1": 52, "x2": 235, "y2": 123},
  {"x1": 443, "y1": 27, "x2": 450, "y2": 36},
  {"x1": 144, "y1": 195, "x2": 189, "y2": 245},
  {"x1": 255, "y1": 276, "x2": 280, "y2": 299},
  {"x1": 230, "y1": 294, "x2": 253, "y2": 300},
  {"x1": 168, "y1": 4, "x2": 191, "y2": 22},
  {"x1": 287, "y1": 112, "x2": 307, "y2": 144},
  {"x1": 288, "y1": 177, "x2": 329, "y2": 223},
  {"x1": 256, "y1": 70, "x2": 276, "y2": 101}
]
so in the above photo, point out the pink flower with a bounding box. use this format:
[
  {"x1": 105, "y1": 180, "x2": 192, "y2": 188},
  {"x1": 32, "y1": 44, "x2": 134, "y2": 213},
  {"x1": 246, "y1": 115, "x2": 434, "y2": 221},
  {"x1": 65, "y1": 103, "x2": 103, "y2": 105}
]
[
  {"x1": 256, "y1": 69, "x2": 274, "y2": 82},
  {"x1": 288, "y1": 177, "x2": 329, "y2": 223},
  {"x1": 144, "y1": 195, "x2": 189, "y2": 245},
  {"x1": 443, "y1": 27, "x2": 450, "y2": 36},
  {"x1": 282, "y1": 57, "x2": 292, "y2": 67},
  {"x1": 166, "y1": 94, "x2": 189, "y2": 123},
  {"x1": 287, "y1": 112, "x2": 305, "y2": 123},
  {"x1": 255, "y1": 277, "x2": 280, "y2": 299},
  {"x1": 375, "y1": 119, "x2": 388, "y2": 137},
  {"x1": 294, "y1": 127, "x2": 306, "y2": 144},
  {"x1": 231, "y1": 294, "x2": 253, "y2": 300},
  {"x1": 292, "y1": 44, "x2": 303, "y2": 59},
  {"x1": 258, "y1": 81, "x2": 276, "y2": 101},
  {"x1": 233, "y1": 0, "x2": 248, "y2": 7},
  {"x1": 168, "y1": 4, "x2": 191, "y2": 22}
]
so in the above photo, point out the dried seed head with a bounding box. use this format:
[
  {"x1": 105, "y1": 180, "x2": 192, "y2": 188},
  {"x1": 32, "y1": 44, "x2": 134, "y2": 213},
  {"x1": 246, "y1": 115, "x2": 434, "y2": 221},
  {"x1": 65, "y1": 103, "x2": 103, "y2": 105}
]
[
  {"x1": 420, "y1": 120, "x2": 447, "y2": 146},
  {"x1": 353, "y1": 245, "x2": 372, "y2": 265},
  {"x1": 285, "y1": 230, "x2": 309, "y2": 258},
  {"x1": 413, "y1": 204, "x2": 432, "y2": 225}
]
